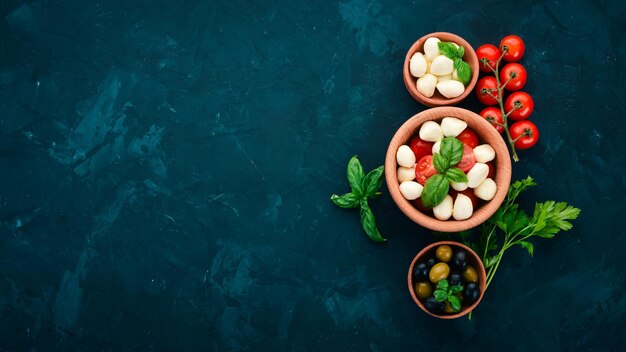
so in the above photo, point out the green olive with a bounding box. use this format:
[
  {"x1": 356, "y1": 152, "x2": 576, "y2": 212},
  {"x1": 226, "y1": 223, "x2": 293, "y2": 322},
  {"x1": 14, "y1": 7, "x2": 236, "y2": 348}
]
[
  {"x1": 463, "y1": 265, "x2": 478, "y2": 283},
  {"x1": 414, "y1": 281, "x2": 432, "y2": 300},
  {"x1": 429, "y1": 262, "x2": 450, "y2": 283},
  {"x1": 443, "y1": 301, "x2": 454, "y2": 314},
  {"x1": 436, "y1": 245, "x2": 452, "y2": 262}
]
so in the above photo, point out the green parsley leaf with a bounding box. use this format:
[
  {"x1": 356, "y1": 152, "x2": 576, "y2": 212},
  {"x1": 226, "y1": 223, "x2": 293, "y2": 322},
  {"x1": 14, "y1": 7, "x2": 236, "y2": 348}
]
[
  {"x1": 359, "y1": 199, "x2": 386, "y2": 242},
  {"x1": 518, "y1": 241, "x2": 534, "y2": 257},
  {"x1": 347, "y1": 156, "x2": 365, "y2": 197},
  {"x1": 445, "y1": 167, "x2": 468, "y2": 183},
  {"x1": 422, "y1": 174, "x2": 450, "y2": 208},
  {"x1": 363, "y1": 165, "x2": 384, "y2": 198},
  {"x1": 330, "y1": 193, "x2": 360, "y2": 209},
  {"x1": 532, "y1": 201, "x2": 581, "y2": 238}
]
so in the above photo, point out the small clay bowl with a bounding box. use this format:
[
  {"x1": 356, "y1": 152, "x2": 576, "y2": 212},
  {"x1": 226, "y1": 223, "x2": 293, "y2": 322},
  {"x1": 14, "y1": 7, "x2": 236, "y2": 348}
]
[
  {"x1": 403, "y1": 32, "x2": 479, "y2": 107},
  {"x1": 408, "y1": 241, "x2": 487, "y2": 319},
  {"x1": 385, "y1": 106, "x2": 511, "y2": 232}
]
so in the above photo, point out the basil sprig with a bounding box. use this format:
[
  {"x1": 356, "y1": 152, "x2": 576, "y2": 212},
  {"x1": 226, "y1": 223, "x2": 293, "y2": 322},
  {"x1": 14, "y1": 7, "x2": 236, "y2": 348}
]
[
  {"x1": 433, "y1": 279, "x2": 463, "y2": 312},
  {"x1": 438, "y1": 42, "x2": 472, "y2": 86},
  {"x1": 422, "y1": 137, "x2": 468, "y2": 208},
  {"x1": 331, "y1": 156, "x2": 386, "y2": 242}
]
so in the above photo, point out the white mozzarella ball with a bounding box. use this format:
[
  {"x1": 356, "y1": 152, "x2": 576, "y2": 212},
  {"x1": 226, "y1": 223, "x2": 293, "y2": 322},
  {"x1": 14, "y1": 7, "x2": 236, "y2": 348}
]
[
  {"x1": 419, "y1": 121, "x2": 444, "y2": 142},
  {"x1": 441, "y1": 117, "x2": 468, "y2": 137},
  {"x1": 397, "y1": 165, "x2": 416, "y2": 182},
  {"x1": 453, "y1": 193, "x2": 474, "y2": 220},
  {"x1": 473, "y1": 144, "x2": 496, "y2": 163},
  {"x1": 423, "y1": 37, "x2": 441, "y2": 61},
  {"x1": 436, "y1": 80, "x2": 465, "y2": 99},
  {"x1": 399, "y1": 181, "x2": 424, "y2": 200},
  {"x1": 437, "y1": 73, "x2": 452, "y2": 82},
  {"x1": 432, "y1": 140, "x2": 441, "y2": 154},
  {"x1": 433, "y1": 195, "x2": 453, "y2": 221},
  {"x1": 416, "y1": 73, "x2": 438, "y2": 98},
  {"x1": 475, "y1": 178, "x2": 497, "y2": 201},
  {"x1": 467, "y1": 163, "x2": 489, "y2": 188},
  {"x1": 452, "y1": 69, "x2": 459, "y2": 81},
  {"x1": 430, "y1": 55, "x2": 454, "y2": 76},
  {"x1": 409, "y1": 52, "x2": 428, "y2": 78},
  {"x1": 451, "y1": 181, "x2": 468, "y2": 191},
  {"x1": 396, "y1": 145, "x2": 416, "y2": 167}
]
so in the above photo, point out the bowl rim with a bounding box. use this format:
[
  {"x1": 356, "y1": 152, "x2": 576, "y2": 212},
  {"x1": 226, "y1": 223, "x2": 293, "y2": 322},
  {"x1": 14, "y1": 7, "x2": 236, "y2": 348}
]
[
  {"x1": 403, "y1": 32, "x2": 480, "y2": 107},
  {"x1": 384, "y1": 106, "x2": 512, "y2": 232},
  {"x1": 407, "y1": 241, "x2": 487, "y2": 319}
]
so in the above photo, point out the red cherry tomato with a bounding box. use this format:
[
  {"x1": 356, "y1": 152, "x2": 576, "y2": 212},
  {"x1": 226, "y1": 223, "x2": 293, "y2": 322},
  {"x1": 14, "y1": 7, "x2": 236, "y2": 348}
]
[
  {"x1": 500, "y1": 63, "x2": 527, "y2": 91},
  {"x1": 509, "y1": 121, "x2": 539, "y2": 150},
  {"x1": 475, "y1": 76, "x2": 499, "y2": 105},
  {"x1": 456, "y1": 129, "x2": 479, "y2": 149},
  {"x1": 412, "y1": 198, "x2": 431, "y2": 214},
  {"x1": 479, "y1": 107, "x2": 504, "y2": 134},
  {"x1": 500, "y1": 35, "x2": 525, "y2": 62},
  {"x1": 486, "y1": 161, "x2": 496, "y2": 179},
  {"x1": 476, "y1": 44, "x2": 501, "y2": 72},
  {"x1": 505, "y1": 92, "x2": 534, "y2": 121},
  {"x1": 408, "y1": 136, "x2": 434, "y2": 162},
  {"x1": 415, "y1": 155, "x2": 437, "y2": 185},
  {"x1": 456, "y1": 144, "x2": 476, "y2": 172}
]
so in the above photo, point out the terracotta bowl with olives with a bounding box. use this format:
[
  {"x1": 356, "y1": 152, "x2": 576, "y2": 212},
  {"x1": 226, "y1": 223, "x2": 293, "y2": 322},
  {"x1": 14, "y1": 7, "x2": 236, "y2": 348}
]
[{"x1": 408, "y1": 241, "x2": 486, "y2": 319}]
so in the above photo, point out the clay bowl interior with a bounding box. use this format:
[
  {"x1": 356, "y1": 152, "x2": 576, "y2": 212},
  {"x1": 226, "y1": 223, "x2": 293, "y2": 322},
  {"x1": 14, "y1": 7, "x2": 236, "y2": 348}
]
[
  {"x1": 385, "y1": 106, "x2": 512, "y2": 232},
  {"x1": 403, "y1": 32, "x2": 479, "y2": 107},
  {"x1": 408, "y1": 241, "x2": 487, "y2": 319}
]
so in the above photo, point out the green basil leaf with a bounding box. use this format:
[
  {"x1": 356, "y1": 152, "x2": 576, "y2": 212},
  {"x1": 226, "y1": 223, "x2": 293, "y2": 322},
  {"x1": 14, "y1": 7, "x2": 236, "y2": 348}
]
[
  {"x1": 456, "y1": 45, "x2": 465, "y2": 58},
  {"x1": 437, "y1": 42, "x2": 459, "y2": 60},
  {"x1": 455, "y1": 59, "x2": 472, "y2": 86},
  {"x1": 450, "y1": 285, "x2": 464, "y2": 294},
  {"x1": 330, "y1": 193, "x2": 360, "y2": 209},
  {"x1": 437, "y1": 279, "x2": 449, "y2": 290},
  {"x1": 421, "y1": 174, "x2": 450, "y2": 208},
  {"x1": 433, "y1": 153, "x2": 449, "y2": 174},
  {"x1": 363, "y1": 165, "x2": 384, "y2": 198},
  {"x1": 445, "y1": 167, "x2": 468, "y2": 183},
  {"x1": 359, "y1": 199, "x2": 386, "y2": 242},
  {"x1": 518, "y1": 240, "x2": 534, "y2": 257},
  {"x1": 347, "y1": 156, "x2": 365, "y2": 197},
  {"x1": 439, "y1": 137, "x2": 464, "y2": 167},
  {"x1": 434, "y1": 290, "x2": 448, "y2": 302},
  {"x1": 448, "y1": 295, "x2": 462, "y2": 312}
]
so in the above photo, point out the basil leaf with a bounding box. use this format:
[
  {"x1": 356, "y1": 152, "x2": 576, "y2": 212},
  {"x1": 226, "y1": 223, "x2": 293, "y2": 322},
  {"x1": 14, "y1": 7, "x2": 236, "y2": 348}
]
[
  {"x1": 330, "y1": 193, "x2": 360, "y2": 209},
  {"x1": 518, "y1": 240, "x2": 534, "y2": 257},
  {"x1": 422, "y1": 174, "x2": 450, "y2": 208},
  {"x1": 363, "y1": 165, "x2": 384, "y2": 198},
  {"x1": 437, "y1": 42, "x2": 459, "y2": 60},
  {"x1": 445, "y1": 167, "x2": 468, "y2": 183},
  {"x1": 456, "y1": 45, "x2": 465, "y2": 58},
  {"x1": 437, "y1": 279, "x2": 449, "y2": 290},
  {"x1": 448, "y1": 295, "x2": 462, "y2": 312},
  {"x1": 347, "y1": 156, "x2": 365, "y2": 196},
  {"x1": 434, "y1": 290, "x2": 448, "y2": 302},
  {"x1": 455, "y1": 59, "x2": 472, "y2": 86},
  {"x1": 450, "y1": 285, "x2": 463, "y2": 294},
  {"x1": 439, "y1": 137, "x2": 464, "y2": 167},
  {"x1": 433, "y1": 153, "x2": 449, "y2": 174},
  {"x1": 359, "y1": 199, "x2": 386, "y2": 242}
]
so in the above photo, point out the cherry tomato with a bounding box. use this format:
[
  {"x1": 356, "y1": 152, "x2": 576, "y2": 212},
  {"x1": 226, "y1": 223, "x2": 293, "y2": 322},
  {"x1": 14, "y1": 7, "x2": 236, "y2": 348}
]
[
  {"x1": 486, "y1": 161, "x2": 496, "y2": 179},
  {"x1": 479, "y1": 107, "x2": 504, "y2": 134},
  {"x1": 475, "y1": 76, "x2": 499, "y2": 105},
  {"x1": 408, "y1": 136, "x2": 434, "y2": 162},
  {"x1": 500, "y1": 63, "x2": 527, "y2": 91},
  {"x1": 456, "y1": 144, "x2": 476, "y2": 173},
  {"x1": 505, "y1": 92, "x2": 534, "y2": 121},
  {"x1": 500, "y1": 35, "x2": 525, "y2": 62},
  {"x1": 456, "y1": 129, "x2": 479, "y2": 149},
  {"x1": 509, "y1": 121, "x2": 539, "y2": 150},
  {"x1": 412, "y1": 198, "x2": 431, "y2": 214},
  {"x1": 457, "y1": 189, "x2": 479, "y2": 208},
  {"x1": 476, "y1": 44, "x2": 501, "y2": 72},
  {"x1": 415, "y1": 155, "x2": 437, "y2": 185}
]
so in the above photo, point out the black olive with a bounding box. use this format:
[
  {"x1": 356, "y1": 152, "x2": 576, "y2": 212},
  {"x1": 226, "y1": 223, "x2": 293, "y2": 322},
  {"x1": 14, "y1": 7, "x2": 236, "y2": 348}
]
[
  {"x1": 452, "y1": 250, "x2": 468, "y2": 270},
  {"x1": 412, "y1": 263, "x2": 428, "y2": 282},
  {"x1": 425, "y1": 257, "x2": 436, "y2": 269},
  {"x1": 463, "y1": 282, "x2": 480, "y2": 303},
  {"x1": 449, "y1": 271, "x2": 462, "y2": 286},
  {"x1": 423, "y1": 296, "x2": 444, "y2": 314}
]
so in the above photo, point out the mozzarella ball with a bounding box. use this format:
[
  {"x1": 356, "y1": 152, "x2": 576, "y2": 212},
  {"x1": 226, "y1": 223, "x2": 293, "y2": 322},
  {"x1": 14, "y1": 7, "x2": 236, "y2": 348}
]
[
  {"x1": 436, "y1": 80, "x2": 465, "y2": 98},
  {"x1": 419, "y1": 121, "x2": 443, "y2": 142},
  {"x1": 467, "y1": 163, "x2": 489, "y2": 188},
  {"x1": 430, "y1": 55, "x2": 454, "y2": 76},
  {"x1": 432, "y1": 140, "x2": 441, "y2": 154},
  {"x1": 473, "y1": 144, "x2": 496, "y2": 163},
  {"x1": 437, "y1": 73, "x2": 452, "y2": 82},
  {"x1": 441, "y1": 117, "x2": 468, "y2": 137},
  {"x1": 416, "y1": 73, "x2": 438, "y2": 98},
  {"x1": 424, "y1": 37, "x2": 441, "y2": 61},
  {"x1": 409, "y1": 52, "x2": 428, "y2": 78},
  {"x1": 396, "y1": 145, "x2": 416, "y2": 167},
  {"x1": 453, "y1": 193, "x2": 474, "y2": 220},
  {"x1": 475, "y1": 178, "x2": 497, "y2": 201},
  {"x1": 399, "y1": 181, "x2": 424, "y2": 200},
  {"x1": 452, "y1": 69, "x2": 459, "y2": 81},
  {"x1": 397, "y1": 165, "x2": 416, "y2": 182},
  {"x1": 433, "y1": 195, "x2": 453, "y2": 220},
  {"x1": 451, "y1": 181, "x2": 468, "y2": 191}
]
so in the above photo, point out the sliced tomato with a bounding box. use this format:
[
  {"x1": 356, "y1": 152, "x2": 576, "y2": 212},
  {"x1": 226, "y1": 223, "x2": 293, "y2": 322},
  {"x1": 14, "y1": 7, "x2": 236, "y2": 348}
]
[
  {"x1": 486, "y1": 161, "x2": 496, "y2": 179},
  {"x1": 415, "y1": 155, "x2": 436, "y2": 185},
  {"x1": 408, "y1": 136, "x2": 434, "y2": 162},
  {"x1": 456, "y1": 144, "x2": 476, "y2": 172},
  {"x1": 456, "y1": 129, "x2": 479, "y2": 149}
]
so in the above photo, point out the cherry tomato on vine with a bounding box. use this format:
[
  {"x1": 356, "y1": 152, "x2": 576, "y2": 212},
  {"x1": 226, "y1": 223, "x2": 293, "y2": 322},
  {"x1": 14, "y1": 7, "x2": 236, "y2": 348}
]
[
  {"x1": 476, "y1": 44, "x2": 501, "y2": 72},
  {"x1": 509, "y1": 120, "x2": 539, "y2": 150},
  {"x1": 500, "y1": 35, "x2": 525, "y2": 62},
  {"x1": 456, "y1": 129, "x2": 479, "y2": 149},
  {"x1": 475, "y1": 76, "x2": 499, "y2": 105},
  {"x1": 408, "y1": 136, "x2": 434, "y2": 162},
  {"x1": 457, "y1": 144, "x2": 476, "y2": 173},
  {"x1": 415, "y1": 155, "x2": 437, "y2": 185},
  {"x1": 500, "y1": 63, "x2": 527, "y2": 91},
  {"x1": 505, "y1": 92, "x2": 534, "y2": 120},
  {"x1": 479, "y1": 107, "x2": 504, "y2": 133}
]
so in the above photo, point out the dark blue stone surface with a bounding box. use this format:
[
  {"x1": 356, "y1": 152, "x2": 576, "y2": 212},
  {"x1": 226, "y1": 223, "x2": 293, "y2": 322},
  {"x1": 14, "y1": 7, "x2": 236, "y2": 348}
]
[{"x1": 1, "y1": 0, "x2": 625, "y2": 350}]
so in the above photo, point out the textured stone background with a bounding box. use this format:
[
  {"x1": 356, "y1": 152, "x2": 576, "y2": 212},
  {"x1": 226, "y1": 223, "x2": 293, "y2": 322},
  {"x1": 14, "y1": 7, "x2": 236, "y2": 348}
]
[{"x1": 1, "y1": 0, "x2": 624, "y2": 350}]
